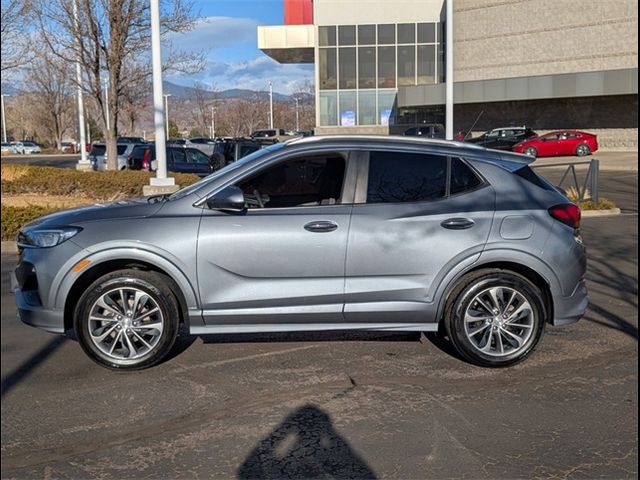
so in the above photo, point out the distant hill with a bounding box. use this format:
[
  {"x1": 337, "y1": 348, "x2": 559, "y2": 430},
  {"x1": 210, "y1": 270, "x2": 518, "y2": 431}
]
[
  {"x1": 163, "y1": 81, "x2": 313, "y2": 103},
  {"x1": 0, "y1": 83, "x2": 22, "y2": 95}
]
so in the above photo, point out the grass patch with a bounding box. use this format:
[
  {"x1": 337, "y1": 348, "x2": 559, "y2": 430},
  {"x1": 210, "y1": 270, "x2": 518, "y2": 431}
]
[
  {"x1": 1, "y1": 164, "x2": 201, "y2": 240},
  {"x1": 578, "y1": 198, "x2": 618, "y2": 211},
  {"x1": 1, "y1": 164, "x2": 199, "y2": 201}
]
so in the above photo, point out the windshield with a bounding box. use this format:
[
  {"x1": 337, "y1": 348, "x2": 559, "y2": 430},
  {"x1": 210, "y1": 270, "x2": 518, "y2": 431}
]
[{"x1": 168, "y1": 142, "x2": 285, "y2": 201}]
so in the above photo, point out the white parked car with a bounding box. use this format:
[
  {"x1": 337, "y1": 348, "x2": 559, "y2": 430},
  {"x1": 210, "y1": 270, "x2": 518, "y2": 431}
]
[
  {"x1": 11, "y1": 141, "x2": 42, "y2": 154},
  {"x1": 1, "y1": 142, "x2": 17, "y2": 154}
]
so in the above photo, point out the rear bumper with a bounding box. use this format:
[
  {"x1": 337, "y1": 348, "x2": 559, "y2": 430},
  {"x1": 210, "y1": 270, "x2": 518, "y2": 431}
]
[
  {"x1": 11, "y1": 273, "x2": 65, "y2": 334},
  {"x1": 552, "y1": 279, "x2": 588, "y2": 326}
]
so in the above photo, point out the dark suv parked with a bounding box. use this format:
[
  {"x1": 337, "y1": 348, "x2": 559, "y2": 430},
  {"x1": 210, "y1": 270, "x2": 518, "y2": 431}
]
[
  {"x1": 465, "y1": 127, "x2": 537, "y2": 150},
  {"x1": 127, "y1": 145, "x2": 214, "y2": 176},
  {"x1": 211, "y1": 138, "x2": 278, "y2": 170}
]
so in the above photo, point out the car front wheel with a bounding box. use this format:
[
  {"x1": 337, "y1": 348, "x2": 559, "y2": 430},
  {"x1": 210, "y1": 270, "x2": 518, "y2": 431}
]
[
  {"x1": 444, "y1": 269, "x2": 546, "y2": 367},
  {"x1": 524, "y1": 146, "x2": 537, "y2": 157},
  {"x1": 74, "y1": 269, "x2": 179, "y2": 370}
]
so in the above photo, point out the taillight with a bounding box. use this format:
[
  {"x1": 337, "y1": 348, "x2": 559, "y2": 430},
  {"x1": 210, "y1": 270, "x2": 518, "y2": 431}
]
[
  {"x1": 548, "y1": 203, "x2": 581, "y2": 229},
  {"x1": 142, "y1": 150, "x2": 150, "y2": 170}
]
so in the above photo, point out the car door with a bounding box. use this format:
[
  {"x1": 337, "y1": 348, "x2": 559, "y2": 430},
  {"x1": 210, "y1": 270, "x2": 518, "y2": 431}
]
[
  {"x1": 186, "y1": 148, "x2": 213, "y2": 176},
  {"x1": 196, "y1": 150, "x2": 358, "y2": 326},
  {"x1": 344, "y1": 149, "x2": 495, "y2": 323},
  {"x1": 169, "y1": 148, "x2": 191, "y2": 173}
]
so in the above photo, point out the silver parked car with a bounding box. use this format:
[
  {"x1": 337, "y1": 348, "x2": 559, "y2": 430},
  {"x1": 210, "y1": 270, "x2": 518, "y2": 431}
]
[{"x1": 12, "y1": 136, "x2": 588, "y2": 370}]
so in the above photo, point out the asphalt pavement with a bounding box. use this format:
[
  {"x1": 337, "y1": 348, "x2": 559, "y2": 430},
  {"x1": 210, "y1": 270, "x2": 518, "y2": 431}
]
[{"x1": 1, "y1": 175, "x2": 637, "y2": 479}]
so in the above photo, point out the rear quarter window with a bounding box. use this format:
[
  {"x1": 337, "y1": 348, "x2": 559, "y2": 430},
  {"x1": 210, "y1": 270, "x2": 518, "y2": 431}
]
[{"x1": 514, "y1": 166, "x2": 557, "y2": 192}]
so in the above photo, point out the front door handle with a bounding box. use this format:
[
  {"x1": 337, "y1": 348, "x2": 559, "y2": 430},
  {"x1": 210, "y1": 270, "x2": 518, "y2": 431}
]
[
  {"x1": 441, "y1": 218, "x2": 475, "y2": 230},
  {"x1": 304, "y1": 220, "x2": 338, "y2": 233}
]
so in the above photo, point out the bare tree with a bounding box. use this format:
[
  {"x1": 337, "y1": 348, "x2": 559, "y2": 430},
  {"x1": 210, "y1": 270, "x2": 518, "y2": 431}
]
[
  {"x1": 189, "y1": 82, "x2": 217, "y2": 137},
  {"x1": 25, "y1": 49, "x2": 74, "y2": 149},
  {"x1": 1, "y1": 0, "x2": 33, "y2": 73},
  {"x1": 33, "y1": 0, "x2": 203, "y2": 169}
]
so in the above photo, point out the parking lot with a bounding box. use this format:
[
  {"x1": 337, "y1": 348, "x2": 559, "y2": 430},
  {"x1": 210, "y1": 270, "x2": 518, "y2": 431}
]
[{"x1": 1, "y1": 170, "x2": 637, "y2": 479}]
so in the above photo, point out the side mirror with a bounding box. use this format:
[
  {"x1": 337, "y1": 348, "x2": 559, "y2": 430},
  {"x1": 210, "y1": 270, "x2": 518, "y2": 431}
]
[{"x1": 206, "y1": 185, "x2": 246, "y2": 212}]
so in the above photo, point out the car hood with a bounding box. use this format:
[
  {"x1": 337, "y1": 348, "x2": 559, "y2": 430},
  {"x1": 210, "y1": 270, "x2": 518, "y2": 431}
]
[{"x1": 24, "y1": 197, "x2": 165, "y2": 228}]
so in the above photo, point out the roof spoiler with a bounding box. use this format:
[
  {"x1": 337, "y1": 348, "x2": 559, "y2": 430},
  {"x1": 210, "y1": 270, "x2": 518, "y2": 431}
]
[{"x1": 473, "y1": 151, "x2": 535, "y2": 172}]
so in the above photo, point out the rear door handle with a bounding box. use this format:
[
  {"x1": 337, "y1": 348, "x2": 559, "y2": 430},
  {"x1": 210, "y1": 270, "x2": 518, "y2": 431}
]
[
  {"x1": 304, "y1": 220, "x2": 338, "y2": 233},
  {"x1": 441, "y1": 218, "x2": 475, "y2": 230}
]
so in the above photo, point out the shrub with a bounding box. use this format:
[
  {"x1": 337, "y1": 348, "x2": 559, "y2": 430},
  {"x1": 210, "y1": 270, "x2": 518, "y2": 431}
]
[
  {"x1": 578, "y1": 198, "x2": 617, "y2": 211},
  {"x1": 1, "y1": 205, "x2": 60, "y2": 241},
  {"x1": 1, "y1": 164, "x2": 200, "y2": 201}
]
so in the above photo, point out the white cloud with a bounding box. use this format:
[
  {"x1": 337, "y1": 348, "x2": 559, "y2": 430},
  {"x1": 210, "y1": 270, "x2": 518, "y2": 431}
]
[
  {"x1": 168, "y1": 55, "x2": 315, "y2": 95},
  {"x1": 166, "y1": 16, "x2": 259, "y2": 53}
]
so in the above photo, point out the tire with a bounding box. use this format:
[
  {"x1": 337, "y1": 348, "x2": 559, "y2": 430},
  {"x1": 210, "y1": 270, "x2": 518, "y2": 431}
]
[
  {"x1": 443, "y1": 269, "x2": 546, "y2": 367},
  {"x1": 575, "y1": 143, "x2": 591, "y2": 157},
  {"x1": 74, "y1": 269, "x2": 180, "y2": 370},
  {"x1": 524, "y1": 146, "x2": 537, "y2": 157}
]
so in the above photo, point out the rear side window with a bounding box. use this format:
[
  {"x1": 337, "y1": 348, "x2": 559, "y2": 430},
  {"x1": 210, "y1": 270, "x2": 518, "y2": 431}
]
[
  {"x1": 514, "y1": 166, "x2": 556, "y2": 192},
  {"x1": 117, "y1": 145, "x2": 127, "y2": 155},
  {"x1": 450, "y1": 158, "x2": 482, "y2": 195},
  {"x1": 367, "y1": 151, "x2": 447, "y2": 203}
]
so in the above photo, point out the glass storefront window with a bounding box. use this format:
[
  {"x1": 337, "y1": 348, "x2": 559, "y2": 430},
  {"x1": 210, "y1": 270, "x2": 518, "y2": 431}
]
[
  {"x1": 397, "y1": 45, "x2": 415, "y2": 86},
  {"x1": 320, "y1": 92, "x2": 338, "y2": 126},
  {"x1": 338, "y1": 25, "x2": 356, "y2": 46},
  {"x1": 339, "y1": 47, "x2": 356, "y2": 89},
  {"x1": 378, "y1": 90, "x2": 396, "y2": 126},
  {"x1": 397, "y1": 23, "x2": 415, "y2": 44},
  {"x1": 358, "y1": 24, "x2": 376, "y2": 45},
  {"x1": 358, "y1": 90, "x2": 377, "y2": 125},
  {"x1": 377, "y1": 24, "x2": 395, "y2": 44},
  {"x1": 319, "y1": 48, "x2": 337, "y2": 90},
  {"x1": 339, "y1": 91, "x2": 357, "y2": 126},
  {"x1": 377, "y1": 46, "x2": 395, "y2": 88},
  {"x1": 417, "y1": 23, "x2": 436, "y2": 43},
  {"x1": 358, "y1": 46, "x2": 376, "y2": 89},
  {"x1": 417, "y1": 44, "x2": 436, "y2": 84},
  {"x1": 319, "y1": 26, "x2": 336, "y2": 46}
]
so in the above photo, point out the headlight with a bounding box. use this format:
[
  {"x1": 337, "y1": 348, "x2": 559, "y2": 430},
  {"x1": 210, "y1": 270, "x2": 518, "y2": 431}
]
[{"x1": 17, "y1": 226, "x2": 82, "y2": 248}]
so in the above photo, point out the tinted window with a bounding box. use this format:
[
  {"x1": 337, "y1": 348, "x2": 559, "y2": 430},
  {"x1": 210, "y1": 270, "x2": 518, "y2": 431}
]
[
  {"x1": 187, "y1": 149, "x2": 210, "y2": 164},
  {"x1": 367, "y1": 151, "x2": 447, "y2": 203},
  {"x1": 172, "y1": 149, "x2": 187, "y2": 163},
  {"x1": 238, "y1": 144, "x2": 260, "y2": 159},
  {"x1": 117, "y1": 145, "x2": 127, "y2": 155},
  {"x1": 450, "y1": 158, "x2": 482, "y2": 195},
  {"x1": 91, "y1": 145, "x2": 106, "y2": 156},
  {"x1": 237, "y1": 154, "x2": 346, "y2": 209}
]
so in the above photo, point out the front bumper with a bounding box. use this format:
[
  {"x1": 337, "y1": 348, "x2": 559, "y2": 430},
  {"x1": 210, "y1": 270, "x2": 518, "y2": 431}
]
[
  {"x1": 10, "y1": 272, "x2": 65, "y2": 333},
  {"x1": 552, "y1": 279, "x2": 589, "y2": 326}
]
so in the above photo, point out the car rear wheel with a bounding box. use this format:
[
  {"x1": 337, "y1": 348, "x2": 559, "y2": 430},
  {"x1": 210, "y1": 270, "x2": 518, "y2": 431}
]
[
  {"x1": 575, "y1": 144, "x2": 591, "y2": 156},
  {"x1": 444, "y1": 269, "x2": 546, "y2": 367},
  {"x1": 74, "y1": 269, "x2": 179, "y2": 370},
  {"x1": 524, "y1": 146, "x2": 537, "y2": 157}
]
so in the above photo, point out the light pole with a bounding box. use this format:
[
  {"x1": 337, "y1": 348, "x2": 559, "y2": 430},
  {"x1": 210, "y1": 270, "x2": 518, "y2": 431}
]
[
  {"x1": 294, "y1": 97, "x2": 299, "y2": 132},
  {"x1": 445, "y1": 0, "x2": 454, "y2": 140},
  {"x1": 1, "y1": 94, "x2": 8, "y2": 143},
  {"x1": 210, "y1": 105, "x2": 215, "y2": 139},
  {"x1": 268, "y1": 81, "x2": 274, "y2": 130},
  {"x1": 144, "y1": 0, "x2": 176, "y2": 195},
  {"x1": 72, "y1": 0, "x2": 89, "y2": 168},
  {"x1": 163, "y1": 93, "x2": 172, "y2": 138}
]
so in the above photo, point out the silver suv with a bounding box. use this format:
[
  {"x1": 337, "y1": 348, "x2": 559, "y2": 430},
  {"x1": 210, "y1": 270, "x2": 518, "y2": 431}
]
[{"x1": 12, "y1": 136, "x2": 588, "y2": 370}]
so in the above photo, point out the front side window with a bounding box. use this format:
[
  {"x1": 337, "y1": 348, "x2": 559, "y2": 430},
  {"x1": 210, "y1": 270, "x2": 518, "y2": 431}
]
[
  {"x1": 188, "y1": 149, "x2": 211, "y2": 164},
  {"x1": 237, "y1": 154, "x2": 346, "y2": 209},
  {"x1": 367, "y1": 151, "x2": 447, "y2": 203}
]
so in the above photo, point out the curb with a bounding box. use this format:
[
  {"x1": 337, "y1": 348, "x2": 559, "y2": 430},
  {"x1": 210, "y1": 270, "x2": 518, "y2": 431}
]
[
  {"x1": 1, "y1": 241, "x2": 18, "y2": 254},
  {"x1": 582, "y1": 208, "x2": 622, "y2": 218}
]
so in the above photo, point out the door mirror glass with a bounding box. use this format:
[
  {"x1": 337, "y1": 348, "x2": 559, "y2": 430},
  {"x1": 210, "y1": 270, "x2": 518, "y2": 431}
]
[{"x1": 206, "y1": 185, "x2": 246, "y2": 212}]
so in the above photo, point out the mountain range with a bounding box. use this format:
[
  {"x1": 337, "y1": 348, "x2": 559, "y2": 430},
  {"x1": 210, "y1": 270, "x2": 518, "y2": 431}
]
[{"x1": 0, "y1": 80, "x2": 313, "y2": 103}]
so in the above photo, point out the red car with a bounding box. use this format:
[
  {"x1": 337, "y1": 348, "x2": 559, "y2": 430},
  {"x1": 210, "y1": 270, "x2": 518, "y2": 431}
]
[{"x1": 513, "y1": 130, "x2": 598, "y2": 157}]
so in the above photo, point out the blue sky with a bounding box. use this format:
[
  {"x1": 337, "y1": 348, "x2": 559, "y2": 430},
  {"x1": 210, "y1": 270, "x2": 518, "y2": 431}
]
[{"x1": 165, "y1": 0, "x2": 314, "y2": 94}]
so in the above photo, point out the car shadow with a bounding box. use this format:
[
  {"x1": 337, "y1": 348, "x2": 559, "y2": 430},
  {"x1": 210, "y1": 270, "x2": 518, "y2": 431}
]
[{"x1": 237, "y1": 404, "x2": 377, "y2": 479}]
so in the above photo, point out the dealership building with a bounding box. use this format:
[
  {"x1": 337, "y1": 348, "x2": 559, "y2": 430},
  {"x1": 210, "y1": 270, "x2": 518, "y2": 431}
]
[{"x1": 258, "y1": 0, "x2": 638, "y2": 148}]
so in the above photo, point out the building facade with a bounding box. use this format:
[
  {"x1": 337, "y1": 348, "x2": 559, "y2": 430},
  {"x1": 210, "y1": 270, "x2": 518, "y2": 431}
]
[{"x1": 258, "y1": 0, "x2": 638, "y2": 148}]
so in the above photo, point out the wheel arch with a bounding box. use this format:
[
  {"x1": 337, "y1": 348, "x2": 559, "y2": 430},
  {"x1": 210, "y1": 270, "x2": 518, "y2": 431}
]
[
  {"x1": 437, "y1": 260, "x2": 554, "y2": 325},
  {"x1": 61, "y1": 256, "x2": 197, "y2": 333}
]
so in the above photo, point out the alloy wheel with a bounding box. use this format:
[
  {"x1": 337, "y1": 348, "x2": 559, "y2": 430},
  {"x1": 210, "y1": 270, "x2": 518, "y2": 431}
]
[
  {"x1": 463, "y1": 286, "x2": 535, "y2": 357},
  {"x1": 87, "y1": 287, "x2": 164, "y2": 362}
]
